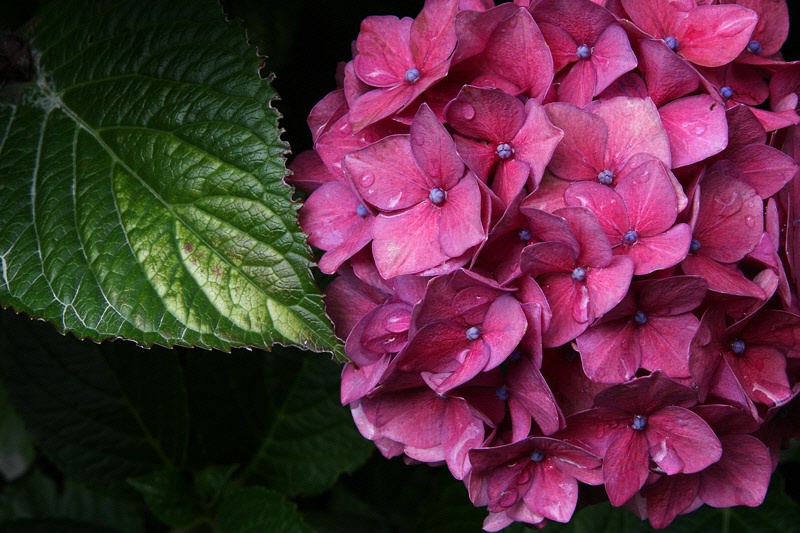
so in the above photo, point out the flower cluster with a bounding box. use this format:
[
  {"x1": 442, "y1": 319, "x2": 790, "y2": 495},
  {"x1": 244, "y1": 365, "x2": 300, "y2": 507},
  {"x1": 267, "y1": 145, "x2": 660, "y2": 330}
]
[{"x1": 288, "y1": 0, "x2": 800, "y2": 529}]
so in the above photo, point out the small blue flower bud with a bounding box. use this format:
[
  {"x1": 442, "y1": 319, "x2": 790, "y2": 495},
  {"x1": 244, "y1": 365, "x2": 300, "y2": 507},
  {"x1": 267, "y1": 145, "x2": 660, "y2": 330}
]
[
  {"x1": 429, "y1": 187, "x2": 445, "y2": 205},
  {"x1": 747, "y1": 40, "x2": 762, "y2": 55},
  {"x1": 623, "y1": 229, "x2": 639, "y2": 244},
  {"x1": 572, "y1": 267, "x2": 587, "y2": 282},
  {"x1": 632, "y1": 415, "x2": 647, "y2": 431},
  {"x1": 597, "y1": 169, "x2": 614, "y2": 185},
  {"x1": 496, "y1": 385, "x2": 509, "y2": 401},
  {"x1": 577, "y1": 44, "x2": 592, "y2": 60},
  {"x1": 530, "y1": 450, "x2": 545, "y2": 462},
  {"x1": 518, "y1": 229, "x2": 531, "y2": 241},
  {"x1": 665, "y1": 36, "x2": 679, "y2": 51},
  {"x1": 720, "y1": 86, "x2": 733, "y2": 99},
  {"x1": 356, "y1": 203, "x2": 369, "y2": 218},
  {"x1": 496, "y1": 142, "x2": 513, "y2": 159},
  {"x1": 689, "y1": 239, "x2": 701, "y2": 253},
  {"x1": 731, "y1": 339, "x2": 746, "y2": 355},
  {"x1": 466, "y1": 326, "x2": 481, "y2": 341},
  {"x1": 634, "y1": 310, "x2": 647, "y2": 325},
  {"x1": 404, "y1": 68, "x2": 421, "y2": 83}
]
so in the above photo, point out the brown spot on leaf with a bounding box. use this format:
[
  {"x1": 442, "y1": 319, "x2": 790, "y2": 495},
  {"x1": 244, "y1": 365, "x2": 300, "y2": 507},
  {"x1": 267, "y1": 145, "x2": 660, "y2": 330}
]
[{"x1": 183, "y1": 241, "x2": 194, "y2": 253}]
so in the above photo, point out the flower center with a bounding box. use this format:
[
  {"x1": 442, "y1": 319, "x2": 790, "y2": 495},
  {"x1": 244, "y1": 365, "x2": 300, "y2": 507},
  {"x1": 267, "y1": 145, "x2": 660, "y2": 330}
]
[
  {"x1": 496, "y1": 385, "x2": 509, "y2": 401},
  {"x1": 571, "y1": 267, "x2": 587, "y2": 282},
  {"x1": 576, "y1": 44, "x2": 592, "y2": 60},
  {"x1": 356, "y1": 203, "x2": 368, "y2": 218},
  {"x1": 632, "y1": 415, "x2": 647, "y2": 431},
  {"x1": 689, "y1": 239, "x2": 701, "y2": 253},
  {"x1": 747, "y1": 40, "x2": 762, "y2": 55},
  {"x1": 634, "y1": 310, "x2": 647, "y2": 325},
  {"x1": 665, "y1": 36, "x2": 679, "y2": 51},
  {"x1": 720, "y1": 86, "x2": 733, "y2": 99},
  {"x1": 429, "y1": 187, "x2": 446, "y2": 205},
  {"x1": 597, "y1": 169, "x2": 614, "y2": 185},
  {"x1": 466, "y1": 326, "x2": 481, "y2": 341},
  {"x1": 530, "y1": 450, "x2": 545, "y2": 462},
  {"x1": 496, "y1": 142, "x2": 513, "y2": 159},
  {"x1": 518, "y1": 229, "x2": 531, "y2": 241},
  {"x1": 623, "y1": 229, "x2": 639, "y2": 244},
  {"x1": 730, "y1": 339, "x2": 746, "y2": 355},
  {"x1": 404, "y1": 67, "x2": 421, "y2": 83}
]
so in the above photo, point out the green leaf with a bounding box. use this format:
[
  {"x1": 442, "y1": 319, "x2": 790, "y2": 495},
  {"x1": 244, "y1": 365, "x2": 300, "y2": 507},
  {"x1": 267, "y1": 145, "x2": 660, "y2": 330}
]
[
  {"x1": 216, "y1": 487, "x2": 312, "y2": 533},
  {"x1": 0, "y1": 519, "x2": 120, "y2": 533},
  {"x1": 0, "y1": 469, "x2": 143, "y2": 533},
  {"x1": 0, "y1": 379, "x2": 34, "y2": 481},
  {"x1": 0, "y1": 0, "x2": 341, "y2": 357},
  {"x1": 186, "y1": 346, "x2": 373, "y2": 497},
  {"x1": 0, "y1": 309, "x2": 189, "y2": 498},
  {"x1": 127, "y1": 470, "x2": 202, "y2": 528}
]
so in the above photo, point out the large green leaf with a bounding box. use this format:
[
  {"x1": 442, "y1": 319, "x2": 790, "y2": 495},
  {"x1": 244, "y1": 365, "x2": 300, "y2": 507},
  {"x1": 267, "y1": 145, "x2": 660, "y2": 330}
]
[
  {"x1": 216, "y1": 487, "x2": 313, "y2": 533},
  {"x1": 0, "y1": 0, "x2": 341, "y2": 356},
  {"x1": 186, "y1": 346, "x2": 373, "y2": 497},
  {"x1": 0, "y1": 309, "x2": 189, "y2": 498}
]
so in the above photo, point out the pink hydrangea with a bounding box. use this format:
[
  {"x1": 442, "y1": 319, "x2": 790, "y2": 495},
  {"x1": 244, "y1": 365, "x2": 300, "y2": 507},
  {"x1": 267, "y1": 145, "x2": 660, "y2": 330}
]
[{"x1": 289, "y1": 0, "x2": 800, "y2": 529}]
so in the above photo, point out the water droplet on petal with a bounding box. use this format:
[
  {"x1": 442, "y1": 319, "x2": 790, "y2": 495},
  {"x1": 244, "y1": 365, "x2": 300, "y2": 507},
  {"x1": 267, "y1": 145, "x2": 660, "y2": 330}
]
[
  {"x1": 460, "y1": 103, "x2": 475, "y2": 120},
  {"x1": 359, "y1": 173, "x2": 374, "y2": 187},
  {"x1": 745, "y1": 215, "x2": 756, "y2": 228}
]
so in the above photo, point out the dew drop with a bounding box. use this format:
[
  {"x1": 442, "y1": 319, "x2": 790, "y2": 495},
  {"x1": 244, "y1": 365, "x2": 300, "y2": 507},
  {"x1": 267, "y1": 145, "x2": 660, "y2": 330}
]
[
  {"x1": 460, "y1": 103, "x2": 476, "y2": 120},
  {"x1": 745, "y1": 215, "x2": 756, "y2": 228},
  {"x1": 359, "y1": 173, "x2": 375, "y2": 187}
]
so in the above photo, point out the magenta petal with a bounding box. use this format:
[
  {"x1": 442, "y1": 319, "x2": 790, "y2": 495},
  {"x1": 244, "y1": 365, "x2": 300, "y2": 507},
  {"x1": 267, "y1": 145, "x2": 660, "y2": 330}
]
[
  {"x1": 481, "y1": 294, "x2": 528, "y2": 370},
  {"x1": 558, "y1": 56, "x2": 598, "y2": 107},
  {"x1": 346, "y1": 136, "x2": 428, "y2": 211},
  {"x1": 585, "y1": 255, "x2": 634, "y2": 318},
  {"x1": 409, "y1": 0, "x2": 459, "y2": 69},
  {"x1": 646, "y1": 406, "x2": 722, "y2": 474},
  {"x1": 590, "y1": 23, "x2": 638, "y2": 95},
  {"x1": 520, "y1": 241, "x2": 577, "y2": 277},
  {"x1": 730, "y1": 345, "x2": 791, "y2": 406},
  {"x1": 603, "y1": 429, "x2": 650, "y2": 506},
  {"x1": 354, "y1": 15, "x2": 413, "y2": 87},
  {"x1": 614, "y1": 158, "x2": 677, "y2": 235},
  {"x1": 410, "y1": 103, "x2": 464, "y2": 191},
  {"x1": 677, "y1": 4, "x2": 758, "y2": 68},
  {"x1": 559, "y1": 206, "x2": 614, "y2": 268},
  {"x1": 698, "y1": 434, "x2": 771, "y2": 508},
  {"x1": 525, "y1": 462, "x2": 579, "y2": 522},
  {"x1": 506, "y1": 355, "x2": 564, "y2": 438},
  {"x1": 564, "y1": 182, "x2": 628, "y2": 242},
  {"x1": 620, "y1": 0, "x2": 680, "y2": 38},
  {"x1": 540, "y1": 273, "x2": 591, "y2": 347},
  {"x1": 638, "y1": 276, "x2": 708, "y2": 316},
  {"x1": 348, "y1": 83, "x2": 420, "y2": 132},
  {"x1": 642, "y1": 474, "x2": 699, "y2": 528},
  {"x1": 594, "y1": 371, "x2": 698, "y2": 414},
  {"x1": 637, "y1": 39, "x2": 699, "y2": 106},
  {"x1": 441, "y1": 399, "x2": 485, "y2": 480},
  {"x1": 482, "y1": 8, "x2": 554, "y2": 100},
  {"x1": 638, "y1": 315, "x2": 698, "y2": 378},
  {"x1": 513, "y1": 99, "x2": 564, "y2": 188},
  {"x1": 725, "y1": 144, "x2": 798, "y2": 199},
  {"x1": 592, "y1": 97, "x2": 671, "y2": 169},
  {"x1": 681, "y1": 254, "x2": 766, "y2": 299},
  {"x1": 626, "y1": 224, "x2": 691, "y2": 275},
  {"x1": 545, "y1": 102, "x2": 607, "y2": 181},
  {"x1": 437, "y1": 175, "x2": 485, "y2": 258},
  {"x1": 444, "y1": 85, "x2": 526, "y2": 142},
  {"x1": 494, "y1": 159, "x2": 530, "y2": 206},
  {"x1": 372, "y1": 203, "x2": 451, "y2": 278},
  {"x1": 659, "y1": 95, "x2": 728, "y2": 168},
  {"x1": 576, "y1": 319, "x2": 639, "y2": 383}
]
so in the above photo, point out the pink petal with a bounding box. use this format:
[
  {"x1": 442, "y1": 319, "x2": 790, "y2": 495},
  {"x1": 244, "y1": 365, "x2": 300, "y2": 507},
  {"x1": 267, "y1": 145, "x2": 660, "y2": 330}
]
[
  {"x1": 603, "y1": 429, "x2": 650, "y2": 506},
  {"x1": 347, "y1": 83, "x2": 419, "y2": 132},
  {"x1": 482, "y1": 8, "x2": 554, "y2": 100},
  {"x1": 560, "y1": 206, "x2": 614, "y2": 268},
  {"x1": 545, "y1": 102, "x2": 607, "y2": 181},
  {"x1": 592, "y1": 96, "x2": 672, "y2": 169},
  {"x1": 586, "y1": 255, "x2": 635, "y2": 318},
  {"x1": 526, "y1": 462, "x2": 579, "y2": 522},
  {"x1": 410, "y1": 103, "x2": 464, "y2": 191},
  {"x1": 576, "y1": 319, "x2": 639, "y2": 383},
  {"x1": 437, "y1": 174, "x2": 485, "y2": 258},
  {"x1": 590, "y1": 23, "x2": 639, "y2": 95},
  {"x1": 642, "y1": 474, "x2": 700, "y2": 529},
  {"x1": 506, "y1": 355, "x2": 565, "y2": 438},
  {"x1": 676, "y1": 4, "x2": 758, "y2": 68},
  {"x1": 494, "y1": 158, "x2": 530, "y2": 206},
  {"x1": 698, "y1": 434, "x2": 771, "y2": 508},
  {"x1": 442, "y1": 399, "x2": 486, "y2": 480},
  {"x1": 638, "y1": 314, "x2": 698, "y2": 378},
  {"x1": 620, "y1": 0, "x2": 681, "y2": 38},
  {"x1": 614, "y1": 157, "x2": 678, "y2": 235},
  {"x1": 513, "y1": 98, "x2": 564, "y2": 189},
  {"x1": 564, "y1": 181, "x2": 628, "y2": 243},
  {"x1": 646, "y1": 406, "x2": 722, "y2": 474},
  {"x1": 520, "y1": 241, "x2": 577, "y2": 277},
  {"x1": 354, "y1": 15, "x2": 414, "y2": 87},
  {"x1": 287, "y1": 150, "x2": 336, "y2": 195},
  {"x1": 659, "y1": 95, "x2": 728, "y2": 168},
  {"x1": 481, "y1": 294, "x2": 528, "y2": 370},
  {"x1": 539, "y1": 273, "x2": 591, "y2": 347},
  {"x1": 625, "y1": 224, "x2": 691, "y2": 275},
  {"x1": 444, "y1": 85, "x2": 527, "y2": 143},
  {"x1": 681, "y1": 254, "x2": 766, "y2": 299},
  {"x1": 723, "y1": 0, "x2": 789, "y2": 57},
  {"x1": 637, "y1": 39, "x2": 699, "y2": 106},
  {"x1": 730, "y1": 345, "x2": 791, "y2": 406},
  {"x1": 638, "y1": 275, "x2": 708, "y2": 316},
  {"x1": 410, "y1": 0, "x2": 459, "y2": 70},
  {"x1": 557, "y1": 55, "x2": 598, "y2": 107},
  {"x1": 724, "y1": 144, "x2": 799, "y2": 199},
  {"x1": 345, "y1": 135, "x2": 429, "y2": 211}
]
